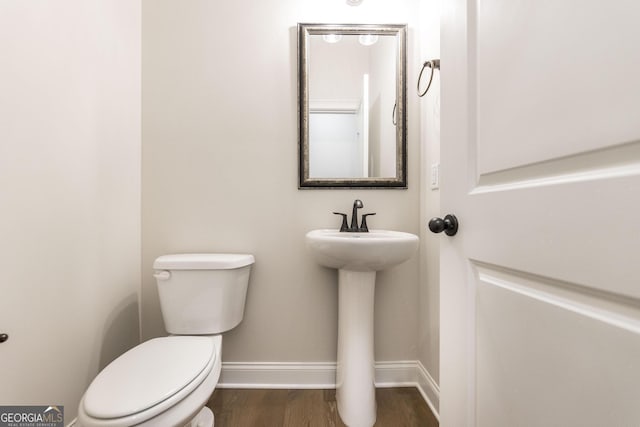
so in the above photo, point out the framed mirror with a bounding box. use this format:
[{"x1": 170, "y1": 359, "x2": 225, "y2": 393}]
[{"x1": 298, "y1": 23, "x2": 407, "y2": 189}]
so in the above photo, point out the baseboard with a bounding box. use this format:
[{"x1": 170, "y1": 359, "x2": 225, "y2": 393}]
[
  {"x1": 415, "y1": 361, "x2": 440, "y2": 421},
  {"x1": 219, "y1": 360, "x2": 440, "y2": 419},
  {"x1": 374, "y1": 360, "x2": 423, "y2": 387},
  {"x1": 219, "y1": 362, "x2": 336, "y2": 389}
]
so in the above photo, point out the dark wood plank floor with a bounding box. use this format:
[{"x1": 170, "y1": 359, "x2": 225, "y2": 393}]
[{"x1": 207, "y1": 387, "x2": 438, "y2": 427}]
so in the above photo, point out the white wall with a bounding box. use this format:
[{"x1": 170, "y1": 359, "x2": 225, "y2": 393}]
[
  {"x1": 142, "y1": 0, "x2": 421, "y2": 364},
  {"x1": 418, "y1": 0, "x2": 441, "y2": 390},
  {"x1": 0, "y1": 1, "x2": 141, "y2": 421}
]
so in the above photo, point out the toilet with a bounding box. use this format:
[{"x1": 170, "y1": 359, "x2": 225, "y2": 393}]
[{"x1": 77, "y1": 253, "x2": 254, "y2": 427}]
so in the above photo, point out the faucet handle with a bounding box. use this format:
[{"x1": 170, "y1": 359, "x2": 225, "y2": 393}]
[
  {"x1": 360, "y1": 213, "x2": 376, "y2": 232},
  {"x1": 333, "y1": 212, "x2": 349, "y2": 232}
]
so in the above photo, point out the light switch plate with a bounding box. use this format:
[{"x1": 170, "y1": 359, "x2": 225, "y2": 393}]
[{"x1": 430, "y1": 163, "x2": 440, "y2": 190}]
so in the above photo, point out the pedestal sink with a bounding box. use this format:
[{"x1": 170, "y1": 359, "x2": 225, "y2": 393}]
[{"x1": 305, "y1": 229, "x2": 419, "y2": 427}]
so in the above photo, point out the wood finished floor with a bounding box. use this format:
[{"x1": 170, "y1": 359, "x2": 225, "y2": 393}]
[{"x1": 207, "y1": 387, "x2": 438, "y2": 427}]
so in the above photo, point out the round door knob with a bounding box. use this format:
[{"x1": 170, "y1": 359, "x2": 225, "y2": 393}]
[
  {"x1": 0, "y1": 333, "x2": 8, "y2": 343},
  {"x1": 428, "y1": 214, "x2": 459, "y2": 236}
]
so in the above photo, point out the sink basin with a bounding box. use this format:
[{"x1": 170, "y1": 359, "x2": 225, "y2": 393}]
[{"x1": 305, "y1": 229, "x2": 419, "y2": 272}]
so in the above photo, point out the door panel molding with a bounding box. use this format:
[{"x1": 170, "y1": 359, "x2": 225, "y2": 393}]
[
  {"x1": 476, "y1": 271, "x2": 640, "y2": 427},
  {"x1": 473, "y1": 261, "x2": 640, "y2": 335},
  {"x1": 472, "y1": 140, "x2": 640, "y2": 194},
  {"x1": 473, "y1": 0, "x2": 640, "y2": 175}
]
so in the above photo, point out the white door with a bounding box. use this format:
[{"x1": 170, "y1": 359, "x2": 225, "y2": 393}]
[{"x1": 439, "y1": 1, "x2": 640, "y2": 426}]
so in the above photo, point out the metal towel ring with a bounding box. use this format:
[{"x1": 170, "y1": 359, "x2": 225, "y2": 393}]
[{"x1": 417, "y1": 59, "x2": 440, "y2": 97}]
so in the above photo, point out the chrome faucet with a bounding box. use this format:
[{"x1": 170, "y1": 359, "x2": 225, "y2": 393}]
[{"x1": 333, "y1": 199, "x2": 376, "y2": 232}]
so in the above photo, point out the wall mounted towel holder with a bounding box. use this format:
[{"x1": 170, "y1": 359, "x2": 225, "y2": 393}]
[{"x1": 417, "y1": 59, "x2": 440, "y2": 97}]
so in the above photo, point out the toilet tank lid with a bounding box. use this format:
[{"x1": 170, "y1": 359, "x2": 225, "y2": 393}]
[{"x1": 153, "y1": 253, "x2": 255, "y2": 270}]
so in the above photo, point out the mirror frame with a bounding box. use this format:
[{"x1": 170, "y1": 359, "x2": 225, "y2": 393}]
[{"x1": 297, "y1": 23, "x2": 407, "y2": 189}]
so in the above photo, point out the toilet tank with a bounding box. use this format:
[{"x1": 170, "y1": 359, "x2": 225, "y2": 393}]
[{"x1": 153, "y1": 254, "x2": 254, "y2": 335}]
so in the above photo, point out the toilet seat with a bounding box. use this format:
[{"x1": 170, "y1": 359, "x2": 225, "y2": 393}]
[{"x1": 79, "y1": 336, "x2": 217, "y2": 427}]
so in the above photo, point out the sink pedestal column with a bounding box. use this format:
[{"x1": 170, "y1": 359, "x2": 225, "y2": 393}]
[{"x1": 336, "y1": 269, "x2": 377, "y2": 427}]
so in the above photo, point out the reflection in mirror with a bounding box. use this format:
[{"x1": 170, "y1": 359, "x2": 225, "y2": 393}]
[{"x1": 298, "y1": 24, "x2": 407, "y2": 188}]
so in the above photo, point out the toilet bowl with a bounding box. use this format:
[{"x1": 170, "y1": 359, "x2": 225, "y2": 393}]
[
  {"x1": 77, "y1": 335, "x2": 221, "y2": 427},
  {"x1": 77, "y1": 254, "x2": 254, "y2": 427}
]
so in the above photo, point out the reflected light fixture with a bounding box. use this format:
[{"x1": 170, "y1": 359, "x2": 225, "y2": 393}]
[
  {"x1": 358, "y1": 34, "x2": 379, "y2": 46},
  {"x1": 346, "y1": 0, "x2": 363, "y2": 5},
  {"x1": 323, "y1": 34, "x2": 343, "y2": 43}
]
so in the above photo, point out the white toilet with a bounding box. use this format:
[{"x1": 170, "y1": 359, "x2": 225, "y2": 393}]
[{"x1": 77, "y1": 253, "x2": 254, "y2": 427}]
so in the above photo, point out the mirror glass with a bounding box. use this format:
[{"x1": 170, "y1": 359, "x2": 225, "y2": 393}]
[{"x1": 298, "y1": 24, "x2": 407, "y2": 188}]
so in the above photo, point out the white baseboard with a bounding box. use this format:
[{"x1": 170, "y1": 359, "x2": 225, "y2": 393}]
[
  {"x1": 219, "y1": 362, "x2": 336, "y2": 389},
  {"x1": 219, "y1": 360, "x2": 439, "y2": 419},
  {"x1": 374, "y1": 361, "x2": 422, "y2": 387},
  {"x1": 415, "y1": 361, "x2": 440, "y2": 421}
]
